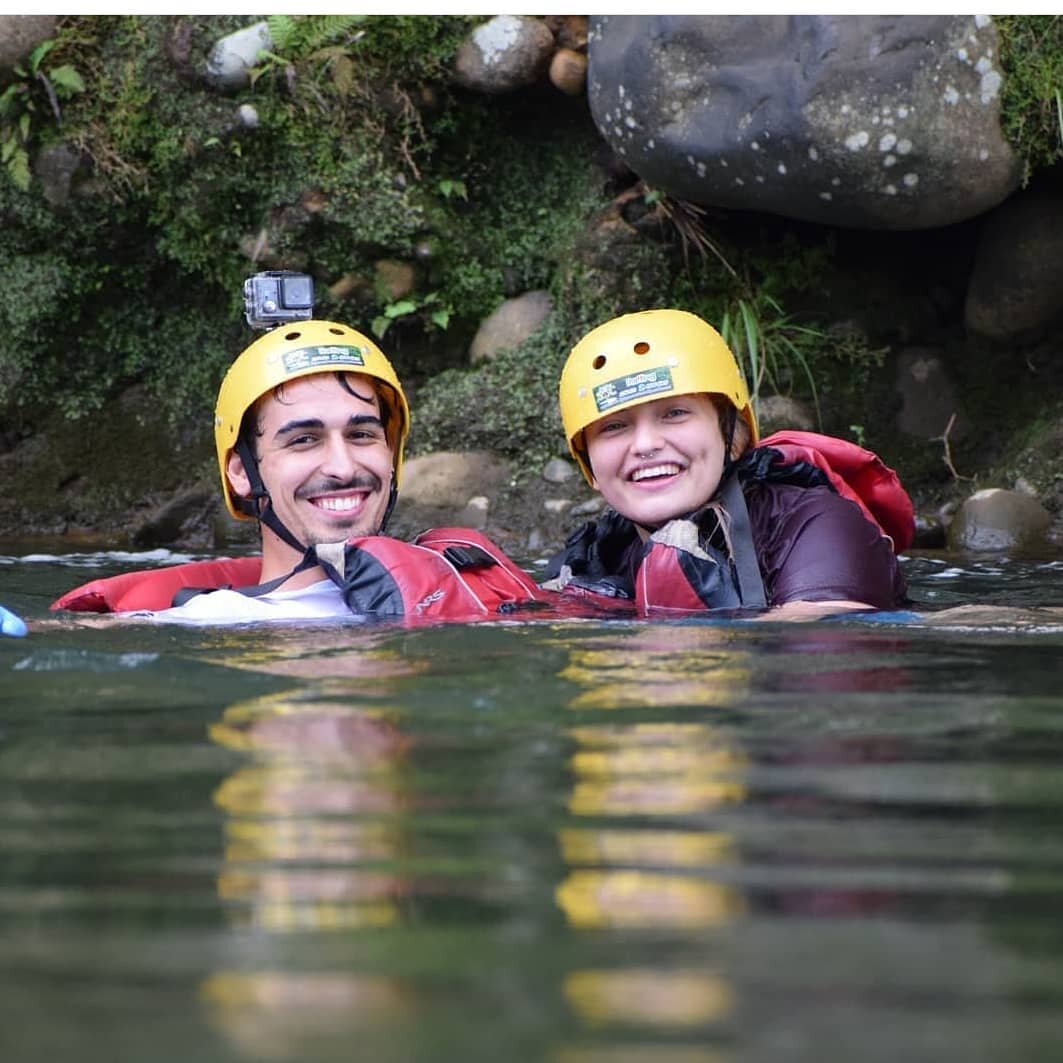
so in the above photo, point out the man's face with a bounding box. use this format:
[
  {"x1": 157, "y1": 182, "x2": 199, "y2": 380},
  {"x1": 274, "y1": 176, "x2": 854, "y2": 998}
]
[{"x1": 227, "y1": 372, "x2": 394, "y2": 573}]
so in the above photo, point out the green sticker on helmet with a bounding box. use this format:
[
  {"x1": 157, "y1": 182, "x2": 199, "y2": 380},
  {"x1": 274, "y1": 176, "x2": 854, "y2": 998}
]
[
  {"x1": 282, "y1": 345, "x2": 366, "y2": 374},
  {"x1": 593, "y1": 367, "x2": 673, "y2": 412}
]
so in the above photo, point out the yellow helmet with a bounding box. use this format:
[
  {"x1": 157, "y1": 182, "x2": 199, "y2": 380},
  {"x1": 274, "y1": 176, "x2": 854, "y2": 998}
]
[
  {"x1": 214, "y1": 320, "x2": 410, "y2": 520},
  {"x1": 558, "y1": 309, "x2": 758, "y2": 485}
]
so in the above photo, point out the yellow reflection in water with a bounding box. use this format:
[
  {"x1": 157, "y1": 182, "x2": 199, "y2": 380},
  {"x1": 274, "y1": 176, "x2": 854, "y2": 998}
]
[
  {"x1": 567, "y1": 723, "x2": 747, "y2": 817},
  {"x1": 558, "y1": 828, "x2": 734, "y2": 868},
  {"x1": 201, "y1": 970, "x2": 409, "y2": 1060},
  {"x1": 202, "y1": 626, "x2": 423, "y2": 681},
  {"x1": 209, "y1": 689, "x2": 408, "y2": 933},
  {"x1": 556, "y1": 869, "x2": 744, "y2": 929},
  {"x1": 553, "y1": 1049, "x2": 728, "y2": 1063},
  {"x1": 564, "y1": 968, "x2": 733, "y2": 1027},
  {"x1": 557, "y1": 686, "x2": 749, "y2": 930},
  {"x1": 559, "y1": 626, "x2": 750, "y2": 710}
]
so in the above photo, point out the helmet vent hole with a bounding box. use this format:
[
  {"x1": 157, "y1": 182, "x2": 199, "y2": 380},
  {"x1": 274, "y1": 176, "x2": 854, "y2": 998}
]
[
  {"x1": 329, "y1": 327, "x2": 344, "y2": 336},
  {"x1": 284, "y1": 331, "x2": 301, "y2": 341},
  {"x1": 634, "y1": 341, "x2": 650, "y2": 355},
  {"x1": 592, "y1": 355, "x2": 607, "y2": 370}
]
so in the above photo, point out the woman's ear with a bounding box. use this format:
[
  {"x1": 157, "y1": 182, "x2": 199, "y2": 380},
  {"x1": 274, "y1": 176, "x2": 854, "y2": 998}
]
[{"x1": 226, "y1": 450, "x2": 253, "y2": 501}]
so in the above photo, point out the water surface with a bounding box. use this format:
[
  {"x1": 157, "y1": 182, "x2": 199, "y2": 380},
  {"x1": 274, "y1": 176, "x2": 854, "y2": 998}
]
[{"x1": 4, "y1": 549, "x2": 1063, "y2": 1062}]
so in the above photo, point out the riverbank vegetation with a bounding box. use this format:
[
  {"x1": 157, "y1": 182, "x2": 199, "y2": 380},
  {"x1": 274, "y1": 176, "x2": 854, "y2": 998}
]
[{"x1": 1, "y1": 15, "x2": 1062, "y2": 537}]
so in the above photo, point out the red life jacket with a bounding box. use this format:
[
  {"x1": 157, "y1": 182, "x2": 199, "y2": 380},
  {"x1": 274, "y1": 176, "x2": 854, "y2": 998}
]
[
  {"x1": 544, "y1": 432, "x2": 913, "y2": 615},
  {"x1": 314, "y1": 527, "x2": 549, "y2": 622},
  {"x1": 759, "y1": 430, "x2": 914, "y2": 552},
  {"x1": 51, "y1": 556, "x2": 263, "y2": 613},
  {"x1": 50, "y1": 528, "x2": 550, "y2": 622}
]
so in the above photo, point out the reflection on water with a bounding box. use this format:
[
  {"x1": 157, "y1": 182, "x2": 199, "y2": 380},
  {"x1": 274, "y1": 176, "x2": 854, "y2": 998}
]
[
  {"x1": 6, "y1": 552, "x2": 1063, "y2": 1061},
  {"x1": 210, "y1": 691, "x2": 410, "y2": 933},
  {"x1": 559, "y1": 625, "x2": 750, "y2": 710},
  {"x1": 563, "y1": 967, "x2": 733, "y2": 1028},
  {"x1": 200, "y1": 970, "x2": 412, "y2": 1062}
]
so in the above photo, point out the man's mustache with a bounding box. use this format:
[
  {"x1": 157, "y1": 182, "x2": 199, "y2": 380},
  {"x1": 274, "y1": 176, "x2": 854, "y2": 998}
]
[{"x1": 296, "y1": 472, "x2": 384, "y2": 499}]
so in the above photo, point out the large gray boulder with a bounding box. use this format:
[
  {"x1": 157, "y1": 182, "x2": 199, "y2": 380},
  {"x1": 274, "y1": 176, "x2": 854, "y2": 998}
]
[{"x1": 587, "y1": 15, "x2": 1020, "y2": 230}]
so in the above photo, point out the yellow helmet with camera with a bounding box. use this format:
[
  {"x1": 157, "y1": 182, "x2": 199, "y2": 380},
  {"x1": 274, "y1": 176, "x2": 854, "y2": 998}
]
[
  {"x1": 558, "y1": 309, "x2": 758, "y2": 485},
  {"x1": 214, "y1": 320, "x2": 409, "y2": 521}
]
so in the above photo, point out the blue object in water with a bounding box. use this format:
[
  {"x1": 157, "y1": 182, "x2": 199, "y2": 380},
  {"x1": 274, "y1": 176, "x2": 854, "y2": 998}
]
[
  {"x1": 0, "y1": 604, "x2": 28, "y2": 637},
  {"x1": 835, "y1": 609, "x2": 923, "y2": 625}
]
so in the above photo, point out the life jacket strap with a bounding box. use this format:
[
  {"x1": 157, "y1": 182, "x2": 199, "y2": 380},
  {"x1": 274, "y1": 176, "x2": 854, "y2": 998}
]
[
  {"x1": 170, "y1": 549, "x2": 318, "y2": 607},
  {"x1": 718, "y1": 472, "x2": 767, "y2": 608}
]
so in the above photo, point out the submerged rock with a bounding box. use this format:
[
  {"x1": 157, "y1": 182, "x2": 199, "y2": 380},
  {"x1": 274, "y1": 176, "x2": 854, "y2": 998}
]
[{"x1": 949, "y1": 488, "x2": 1051, "y2": 551}]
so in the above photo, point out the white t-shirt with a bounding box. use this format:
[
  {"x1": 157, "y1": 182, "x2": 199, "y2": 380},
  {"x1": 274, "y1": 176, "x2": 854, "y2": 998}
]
[{"x1": 139, "y1": 578, "x2": 358, "y2": 625}]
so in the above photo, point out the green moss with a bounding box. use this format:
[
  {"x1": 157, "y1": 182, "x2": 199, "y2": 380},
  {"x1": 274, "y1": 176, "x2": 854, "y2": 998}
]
[
  {"x1": 411, "y1": 314, "x2": 570, "y2": 474},
  {"x1": 996, "y1": 15, "x2": 1063, "y2": 181},
  {"x1": 0, "y1": 15, "x2": 511, "y2": 428},
  {"x1": 0, "y1": 12, "x2": 897, "y2": 502}
]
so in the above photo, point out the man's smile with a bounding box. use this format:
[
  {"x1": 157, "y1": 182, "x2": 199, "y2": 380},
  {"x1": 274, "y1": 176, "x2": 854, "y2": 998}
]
[{"x1": 309, "y1": 491, "x2": 371, "y2": 513}]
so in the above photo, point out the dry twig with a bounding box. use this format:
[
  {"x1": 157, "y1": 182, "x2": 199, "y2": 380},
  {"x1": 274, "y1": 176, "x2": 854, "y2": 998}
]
[{"x1": 934, "y1": 412, "x2": 973, "y2": 481}]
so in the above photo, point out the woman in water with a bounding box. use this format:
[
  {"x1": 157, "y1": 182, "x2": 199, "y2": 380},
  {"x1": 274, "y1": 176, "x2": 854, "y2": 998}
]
[{"x1": 542, "y1": 309, "x2": 910, "y2": 621}]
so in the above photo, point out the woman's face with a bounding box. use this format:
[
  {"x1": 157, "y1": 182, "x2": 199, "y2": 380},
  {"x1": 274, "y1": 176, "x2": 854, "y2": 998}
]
[{"x1": 583, "y1": 392, "x2": 728, "y2": 534}]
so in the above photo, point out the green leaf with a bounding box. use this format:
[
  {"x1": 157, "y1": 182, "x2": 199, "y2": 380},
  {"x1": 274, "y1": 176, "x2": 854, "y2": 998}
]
[
  {"x1": 371, "y1": 315, "x2": 391, "y2": 339},
  {"x1": 0, "y1": 84, "x2": 21, "y2": 116},
  {"x1": 430, "y1": 308, "x2": 450, "y2": 329},
  {"x1": 7, "y1": 147, "x2": 30, "y2": 191},
  {"x1": 384, "y1": 299, "x2": 417, "y2": 319},
  {"x1": 48, "y1": 65, "x2": 85, "y2": 95},
  {"x1": 27, "y1": 40, "x2": 55, "y2": 75},
  {"x1": 438, "y1": 178, "x2": 467, "y2": 201}
]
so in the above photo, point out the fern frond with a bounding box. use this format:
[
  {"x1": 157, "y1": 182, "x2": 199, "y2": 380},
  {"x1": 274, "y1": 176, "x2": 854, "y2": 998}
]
[
  {"x1": 266, "y1": 14, "x2": 298, "y2": 53},
  {"x1": 298, "y1": 15, "x2": 366, "y2": 54}
]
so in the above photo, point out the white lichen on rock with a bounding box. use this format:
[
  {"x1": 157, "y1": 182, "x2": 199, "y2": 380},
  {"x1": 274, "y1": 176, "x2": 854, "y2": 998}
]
[{"x1": 472, "y1": 14, "x2": 522, "y2": 65}]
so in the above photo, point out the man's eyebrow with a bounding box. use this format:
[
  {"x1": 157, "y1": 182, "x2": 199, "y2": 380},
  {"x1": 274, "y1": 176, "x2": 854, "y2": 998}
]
[
  {"x1": 273, "y1": 417, "x2": 324, "y2": 439},
  {"x1": 272, "y1": 414, "x2": 384, "y2": 439},
  {"x1": 347, "y1": 414, "x2": 385, "y2": 429}
]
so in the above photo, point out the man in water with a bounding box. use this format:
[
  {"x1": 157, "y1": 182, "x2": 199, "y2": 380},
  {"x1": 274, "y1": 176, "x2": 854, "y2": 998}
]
[{"x1": 49, "y1": 317, "x2": 539, "y2": 624}]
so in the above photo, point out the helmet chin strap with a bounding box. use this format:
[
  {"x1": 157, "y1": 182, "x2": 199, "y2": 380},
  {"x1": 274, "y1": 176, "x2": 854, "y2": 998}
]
[
  {"x1": 721, "y1": 406, "x2": 739, "y2": 478},
  {"x1": 234, "y1": 437, "x2": 309, "y2": 556},
  {"x1": 381, "y1": 477, "x2": 398, "y2": 532}
]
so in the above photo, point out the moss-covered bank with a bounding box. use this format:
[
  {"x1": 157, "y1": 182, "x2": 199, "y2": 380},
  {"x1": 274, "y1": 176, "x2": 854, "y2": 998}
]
[{"x1": 1, "y1": 15, "x2": 1062, "y2": 547}]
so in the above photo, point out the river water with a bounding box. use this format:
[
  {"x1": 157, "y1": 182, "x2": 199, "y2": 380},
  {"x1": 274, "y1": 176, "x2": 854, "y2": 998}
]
[{"x1": 4, "y1": 548, "x2": 1063, "y2": 1062}]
